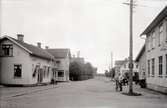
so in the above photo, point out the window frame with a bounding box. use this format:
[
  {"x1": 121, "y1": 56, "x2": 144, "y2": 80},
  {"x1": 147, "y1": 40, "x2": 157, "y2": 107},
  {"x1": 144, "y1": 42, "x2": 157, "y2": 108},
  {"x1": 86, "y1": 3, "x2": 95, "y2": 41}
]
[
  {"x1": 58, "y1": 70, "x2": 64, "y2": 77},
  {"x1": 148, "y1": 60, "x2": 150, "y2": 77},
  {"x1": 152, "y1": 31, "x2": 156, "y2": 49},
  {"x1": 166, "y1": 54, "x2": 167, "y2": 77},
  {"x1": 1, "y1": 44, "x2": 13, "y2": 57},
  {"x1": 14, "y1": 64, "x2": 22, "y2": 78},
  {"x1": 147, "y1": 36, "x2": 151, "y2": 52},
  {"x1": 158, "y1": 56, "x2": 163, "y2": 77},
  {"x1": 159, "y1": 23, "x2": 164, "y2": 46},
  {"x1": 151, "y1": 58, "x2": 155, "y2": 77}
]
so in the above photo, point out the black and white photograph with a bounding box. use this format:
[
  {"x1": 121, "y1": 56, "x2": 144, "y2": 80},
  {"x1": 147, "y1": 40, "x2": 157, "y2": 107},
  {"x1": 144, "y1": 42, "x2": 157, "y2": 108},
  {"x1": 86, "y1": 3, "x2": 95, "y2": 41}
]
[{"x1": 0, "y1": 0, "x2": 167, "y2": 108}]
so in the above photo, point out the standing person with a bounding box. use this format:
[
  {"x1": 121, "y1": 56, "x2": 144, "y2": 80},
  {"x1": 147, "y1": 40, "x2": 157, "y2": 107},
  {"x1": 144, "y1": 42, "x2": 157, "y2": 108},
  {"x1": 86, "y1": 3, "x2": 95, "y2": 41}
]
[
  {"x1": 114, "y1": 72, "x2": 119, "y2": 91},
  {"x1": 118, "y1": 74, "x2": 123, "y2": 91}
]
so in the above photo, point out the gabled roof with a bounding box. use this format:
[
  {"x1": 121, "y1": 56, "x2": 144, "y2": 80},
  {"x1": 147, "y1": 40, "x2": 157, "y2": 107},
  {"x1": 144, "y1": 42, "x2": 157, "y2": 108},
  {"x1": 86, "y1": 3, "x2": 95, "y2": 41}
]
[
  {"x1": 135, "y1": 44, "x2": 145, "y2": 62},
  {"x1": 46, "y1": 48, "x2": 70, "y2": 58},
  {"x1": 0, "y1": 36, "x2": 54, "y2": 60},
  {"x1": 141, "y1": 6, "x2": 167, "y2": 36}
]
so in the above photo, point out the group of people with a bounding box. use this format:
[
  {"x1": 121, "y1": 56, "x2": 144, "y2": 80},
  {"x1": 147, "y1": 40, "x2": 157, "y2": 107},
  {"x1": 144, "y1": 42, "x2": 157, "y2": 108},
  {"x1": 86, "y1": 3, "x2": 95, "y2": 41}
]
[{"x1": 114, "y1": 73, "x2": 128, "y2": 92}]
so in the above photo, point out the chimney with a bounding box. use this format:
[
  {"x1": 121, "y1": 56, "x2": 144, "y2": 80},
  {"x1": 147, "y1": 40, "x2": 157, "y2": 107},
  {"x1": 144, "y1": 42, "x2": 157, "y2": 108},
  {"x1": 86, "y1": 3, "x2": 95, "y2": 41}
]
[
  {"x1": 45, "y1": 46, "x2": 49, "y2": 49},
  {"x1": 17, "y1": 34, "x2": 24, "y2": 42},
  {"x1": 37, "y1": 42, "x2": 41, "y2": 48}
]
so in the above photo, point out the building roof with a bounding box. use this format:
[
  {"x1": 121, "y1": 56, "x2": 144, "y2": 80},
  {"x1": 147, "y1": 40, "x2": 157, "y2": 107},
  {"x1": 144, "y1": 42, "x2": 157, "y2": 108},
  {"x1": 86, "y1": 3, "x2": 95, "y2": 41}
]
[
  {"x1": 71, "y1": 57, "x2": 85, "y2": 64},
  {"x1": 0, "y1": 36, "x2": 54, "y2": 60},
  {"x1": 46, "y1": 48, "x2": 70, "y2": 58},
  {"x1": 114, "y1": 60, "x2": 126, "y2": 67},
  {"x1": 135, "y1": 44, "x2": 145, "y2": 62},
  {"x1": 141, "y1": 6, "x2": 167, "y2": 36}
]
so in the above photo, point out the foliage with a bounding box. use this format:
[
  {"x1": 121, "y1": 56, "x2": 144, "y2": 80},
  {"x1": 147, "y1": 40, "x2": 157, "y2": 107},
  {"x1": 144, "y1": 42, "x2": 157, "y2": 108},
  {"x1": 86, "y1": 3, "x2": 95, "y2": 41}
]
[{"x1": 69, "y1": 61, "x2": 96, "y2": 81}]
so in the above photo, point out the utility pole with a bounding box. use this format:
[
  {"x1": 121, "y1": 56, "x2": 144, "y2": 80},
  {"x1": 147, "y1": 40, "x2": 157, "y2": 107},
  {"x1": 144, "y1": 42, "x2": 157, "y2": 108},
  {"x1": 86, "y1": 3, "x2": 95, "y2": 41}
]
[{"x1": 129, "y1": 0, "x2": 133, "y2": 94}]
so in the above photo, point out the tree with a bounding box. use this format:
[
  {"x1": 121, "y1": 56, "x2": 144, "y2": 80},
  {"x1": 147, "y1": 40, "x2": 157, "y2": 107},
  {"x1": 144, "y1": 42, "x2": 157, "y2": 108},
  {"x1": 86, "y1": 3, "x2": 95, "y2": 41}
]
[
  {"x1": 69, "y1": 61, "x2": 95, "y2": 81},
  {"x1": 69, "y1": 61, "x2": 83, "y2": 81}
]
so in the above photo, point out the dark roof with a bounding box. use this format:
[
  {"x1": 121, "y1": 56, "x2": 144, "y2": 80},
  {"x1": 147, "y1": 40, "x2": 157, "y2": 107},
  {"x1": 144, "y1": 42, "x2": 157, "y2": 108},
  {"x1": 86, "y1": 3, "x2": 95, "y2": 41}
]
[
  {"x1": 141, "y1": 6, "x2": 167, "y2": 36},
  {"x1": 135, "y1": 44, "x2": 145, "y2": 62},
  {"x1": 46, "y1": 49, "x2": 70, "y2": 58},
  {"x1": 1, "y1": 36, "x2": 54, "y2": 60}
]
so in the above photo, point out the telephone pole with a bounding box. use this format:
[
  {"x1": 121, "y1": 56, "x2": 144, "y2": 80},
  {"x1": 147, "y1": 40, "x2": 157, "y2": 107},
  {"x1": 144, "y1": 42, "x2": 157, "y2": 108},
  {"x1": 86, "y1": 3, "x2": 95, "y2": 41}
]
[{"x1": 129, "y1": 0, "x2": 133, "y2": 94}]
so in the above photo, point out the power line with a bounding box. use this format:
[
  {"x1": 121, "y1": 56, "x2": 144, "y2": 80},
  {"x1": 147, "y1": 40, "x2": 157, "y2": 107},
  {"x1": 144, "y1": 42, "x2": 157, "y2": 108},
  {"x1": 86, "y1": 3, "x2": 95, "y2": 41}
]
[{"x1": 123, "y1": 0, "x2": 166, "y2": 9}]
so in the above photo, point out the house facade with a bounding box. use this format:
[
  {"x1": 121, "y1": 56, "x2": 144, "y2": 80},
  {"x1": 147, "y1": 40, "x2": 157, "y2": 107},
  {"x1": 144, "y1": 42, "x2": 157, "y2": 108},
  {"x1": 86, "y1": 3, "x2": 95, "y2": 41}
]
[
  {"x1": 119, "y1": 59, "x2": 139, "y2": 81},
  {"x1": 141, "y1": 6, "x2": 167, "y2": 93},
  {"x1": 46, "y1": 49, "x2": 71, "y2": 82},
  {"x1": 114, "y1": 60, "x2": 125, "y2": 75},
  {"x1": 0, "y1": 35, "x2": 54, "y2": 86}
]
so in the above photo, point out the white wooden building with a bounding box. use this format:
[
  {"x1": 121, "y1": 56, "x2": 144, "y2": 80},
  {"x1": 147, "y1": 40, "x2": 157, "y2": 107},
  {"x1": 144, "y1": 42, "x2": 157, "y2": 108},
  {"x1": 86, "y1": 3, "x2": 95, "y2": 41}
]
[
  {"x1": 0, "y1": 35, "x2": 54, "y2": 86},
  {"x1": 141, "y1": 6, "x2": 167, "y2": 93},
  {"x1": 46, "y1": 48, "x2": 71, "y2": 82}
]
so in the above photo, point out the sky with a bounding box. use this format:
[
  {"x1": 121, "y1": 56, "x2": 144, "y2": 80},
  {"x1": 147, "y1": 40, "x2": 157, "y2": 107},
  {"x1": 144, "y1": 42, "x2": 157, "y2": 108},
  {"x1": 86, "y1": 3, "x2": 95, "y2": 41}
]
[{"x1": 1, "y1": 0, "x2": 167, "y2": 73}]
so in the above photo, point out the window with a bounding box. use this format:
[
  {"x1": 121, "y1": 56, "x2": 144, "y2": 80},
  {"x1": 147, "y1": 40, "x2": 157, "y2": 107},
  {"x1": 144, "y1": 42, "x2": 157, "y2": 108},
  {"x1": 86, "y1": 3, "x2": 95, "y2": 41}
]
[
  {"x1": 159, "y1": 24, "x2": 163, "y2": 46},
  {"x1": 166, "y1": 20, "x2": 167, "y2": 42},
  {"x1": 47, "y1": 67, "x2": 50, "y2": 77},
  {"x1": 148, "y1": 60, "x2": 150, "y2": 77},
  {"x1": 56, "y1": 60, "x2": 61, "y2": 67},
  {"x1": 166, "y1": 54, "x2": 167, "y2": 77},
  {"x1": 147, "y1": 37, "x2": 151, "y2": 51},
  {"x1": 14, "y1": 64, "x2": 22, "y2": 78},
  {"x1": 159, "y1": 56, "x2": 163, "y2": 77},
  {"x1": 151, "y1": 58, "x2": 155, "y2": 77},
  {"x1": 56, "y1": 60, "x2": 60, "y2": 64},
  {"x1": 152, "y1": 31, "x2": 156, "y2": 48},
  {"x1": 1, "y1": 44, "x2": 13, "y2": 56},
  {"x1": 58, "y1": 70, "x2": 64, "y2": 77},
  {"x1": 136, "y1": 64, "x2": 138, "y2": 68},
  {"x1": 43, "y1": 66, "x2": 47, "y2": 78}
]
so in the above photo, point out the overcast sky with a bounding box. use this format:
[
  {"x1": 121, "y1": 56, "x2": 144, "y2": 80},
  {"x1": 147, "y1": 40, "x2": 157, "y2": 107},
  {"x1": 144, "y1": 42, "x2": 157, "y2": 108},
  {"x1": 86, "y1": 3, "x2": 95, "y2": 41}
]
[{"x1": 1, "y1": 0, "x2": 167, "y2": 73}]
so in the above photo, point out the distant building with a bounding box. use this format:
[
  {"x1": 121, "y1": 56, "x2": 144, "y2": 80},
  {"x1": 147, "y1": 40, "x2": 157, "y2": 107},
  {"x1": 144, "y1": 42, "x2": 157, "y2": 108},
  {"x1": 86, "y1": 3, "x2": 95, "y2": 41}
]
[
  {"x1": 114, "y1": 60, "x2": 125, "y2": 75},
  {"x1": 119, "y1": 59, "x2": 139, "y2": 80},
  {"x1": 141, "y1": 6, "x2": 167, "y2": 93},
  {"x1": 0, "y1": 35, "x2": 54, "y2": 86},
  {"x1": 135, "y1": 45, "x2": 146, "y2": 81},
  {"x1": 46, "y1": 48, "x2": 71, "y2": 82}
]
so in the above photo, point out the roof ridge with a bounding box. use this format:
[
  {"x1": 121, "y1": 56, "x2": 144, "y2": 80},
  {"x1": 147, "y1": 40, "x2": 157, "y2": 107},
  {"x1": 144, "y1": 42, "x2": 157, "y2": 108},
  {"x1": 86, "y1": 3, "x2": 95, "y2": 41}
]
[{"x1": 2, "y1": 36, "x2": 54, "y2": 60}]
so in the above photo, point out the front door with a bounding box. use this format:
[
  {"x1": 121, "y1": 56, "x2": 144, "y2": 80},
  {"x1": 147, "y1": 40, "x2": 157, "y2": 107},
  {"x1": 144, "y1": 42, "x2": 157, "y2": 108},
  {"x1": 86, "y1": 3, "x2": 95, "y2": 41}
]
[{"x1": 37, "y1": 68, "x2": 43, "y2": 83}]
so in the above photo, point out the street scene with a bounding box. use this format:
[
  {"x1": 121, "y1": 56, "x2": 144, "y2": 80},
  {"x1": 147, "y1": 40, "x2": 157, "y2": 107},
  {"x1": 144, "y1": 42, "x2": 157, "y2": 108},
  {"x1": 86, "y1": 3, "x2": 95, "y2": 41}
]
[
  {"x1": 0, "y1": 0, "x2": 167, "y2": 108},
  {"x1": 1, "y1": 77, "x2": 167, "y2": 108}
]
